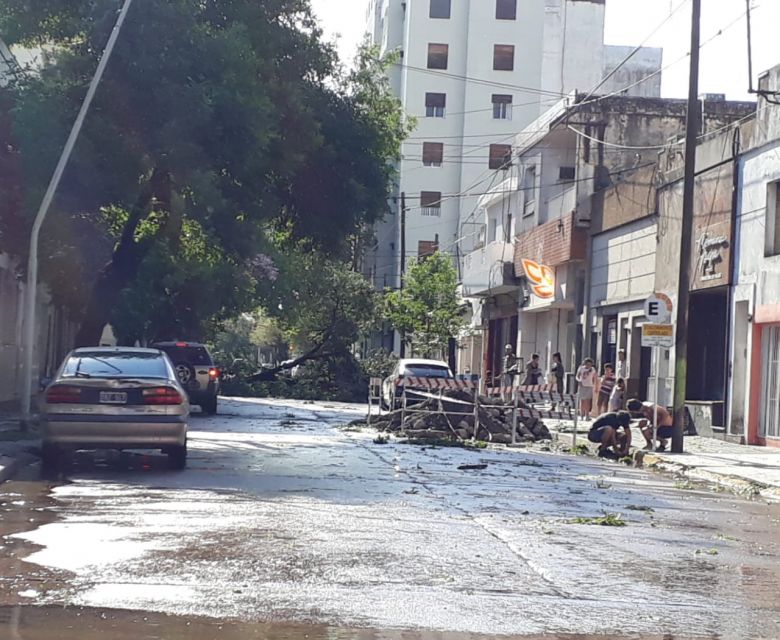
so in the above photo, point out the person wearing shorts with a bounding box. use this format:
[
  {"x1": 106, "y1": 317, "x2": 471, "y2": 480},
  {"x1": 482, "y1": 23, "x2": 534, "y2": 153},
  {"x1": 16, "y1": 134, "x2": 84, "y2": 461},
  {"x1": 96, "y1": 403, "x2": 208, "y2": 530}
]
[
  {"x1": 588, "y1": 410, "x2": 632, "y2": 458},
  {"x1": 627, "y1": 399, "x2": 673, "y2": 451},
  {"x1": 576, "y1": 358, "x2": 597, "y2": 420}
]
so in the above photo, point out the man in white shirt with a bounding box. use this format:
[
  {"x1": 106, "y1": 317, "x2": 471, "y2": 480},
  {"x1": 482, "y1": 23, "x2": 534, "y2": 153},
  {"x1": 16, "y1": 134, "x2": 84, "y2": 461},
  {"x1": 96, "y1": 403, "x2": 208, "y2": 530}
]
[{"x1": 616, "y1": 348, "x2": 629, "y2": 380}]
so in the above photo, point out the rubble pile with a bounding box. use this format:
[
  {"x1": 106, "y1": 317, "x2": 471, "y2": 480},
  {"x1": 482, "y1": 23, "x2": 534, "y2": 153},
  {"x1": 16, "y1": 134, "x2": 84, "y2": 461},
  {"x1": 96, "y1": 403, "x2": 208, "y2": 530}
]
[{"x1": 371, "y1": 389, "x2": 552, "y2": 444}]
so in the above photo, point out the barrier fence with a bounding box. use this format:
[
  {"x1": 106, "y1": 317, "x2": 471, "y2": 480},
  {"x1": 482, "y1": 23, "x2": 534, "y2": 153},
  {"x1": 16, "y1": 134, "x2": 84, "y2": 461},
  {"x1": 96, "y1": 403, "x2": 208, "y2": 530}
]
[{"x1": 369, "y1": 376, "x2": 580, "y2": 445}]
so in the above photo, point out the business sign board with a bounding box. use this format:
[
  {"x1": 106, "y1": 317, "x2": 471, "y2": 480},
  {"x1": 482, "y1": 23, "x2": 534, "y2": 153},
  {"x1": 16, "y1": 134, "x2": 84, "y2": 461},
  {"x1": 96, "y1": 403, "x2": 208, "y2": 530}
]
[
  {"x1": 521, "y1": 259, "x2": 555, "y2": 300},
  {"x1": 641, "y1": 323, "x2": 675, "y2": 348}
]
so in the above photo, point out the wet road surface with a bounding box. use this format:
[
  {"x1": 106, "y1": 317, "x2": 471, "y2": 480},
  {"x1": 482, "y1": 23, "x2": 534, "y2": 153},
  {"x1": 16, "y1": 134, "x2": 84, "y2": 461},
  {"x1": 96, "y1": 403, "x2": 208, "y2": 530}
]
[{"x1": 1, "y1": 397, "x2": 780, "y2": 639}]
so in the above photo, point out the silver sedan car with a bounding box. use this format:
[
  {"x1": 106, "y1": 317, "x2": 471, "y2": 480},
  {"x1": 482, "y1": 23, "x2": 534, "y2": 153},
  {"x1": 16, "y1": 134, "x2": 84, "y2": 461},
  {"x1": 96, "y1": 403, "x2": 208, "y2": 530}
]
[{"x1": 41, "y1": 347, "x2": 190, "y2": 470}]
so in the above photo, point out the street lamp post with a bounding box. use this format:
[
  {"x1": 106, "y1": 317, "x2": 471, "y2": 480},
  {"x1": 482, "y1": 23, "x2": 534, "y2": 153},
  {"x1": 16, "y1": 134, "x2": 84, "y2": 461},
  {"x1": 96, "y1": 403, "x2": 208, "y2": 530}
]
[{"x1": 20, "y1": 0, "x2": 136, "y2": 427}]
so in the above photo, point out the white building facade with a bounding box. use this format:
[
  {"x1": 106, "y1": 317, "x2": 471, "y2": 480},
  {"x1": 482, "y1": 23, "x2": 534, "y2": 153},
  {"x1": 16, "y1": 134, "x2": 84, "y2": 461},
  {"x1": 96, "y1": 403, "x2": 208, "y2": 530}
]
[{"x1": 365, "y1": 0, "x2": 663, "y2": 298}]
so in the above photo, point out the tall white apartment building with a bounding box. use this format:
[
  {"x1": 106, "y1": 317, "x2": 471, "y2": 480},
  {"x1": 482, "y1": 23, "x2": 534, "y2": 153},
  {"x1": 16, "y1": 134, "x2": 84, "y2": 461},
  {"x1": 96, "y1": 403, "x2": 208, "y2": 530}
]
[{"x1": 365, "y1": 0, "x2": 662, "y2": 302}]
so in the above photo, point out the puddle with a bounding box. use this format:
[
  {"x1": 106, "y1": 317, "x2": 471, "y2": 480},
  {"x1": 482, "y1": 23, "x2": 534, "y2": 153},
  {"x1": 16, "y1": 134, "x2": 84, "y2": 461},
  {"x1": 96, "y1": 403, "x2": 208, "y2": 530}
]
[{"x1": 0, "y1": 605, "x2": 720, "y2": 640}]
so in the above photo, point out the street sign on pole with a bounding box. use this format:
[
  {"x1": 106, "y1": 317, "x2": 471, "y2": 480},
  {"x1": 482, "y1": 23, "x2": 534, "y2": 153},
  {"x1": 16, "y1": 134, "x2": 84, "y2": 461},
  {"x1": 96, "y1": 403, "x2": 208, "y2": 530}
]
[
  {"x1": 641, "y1": 318, "x2": 674, "y2": 452},
  {"x1": 644, "y1": 292, "x2": 673, "y2": 325},
  {"x1": 641, "y1": 323, "x2": 675, "y2": 349}
]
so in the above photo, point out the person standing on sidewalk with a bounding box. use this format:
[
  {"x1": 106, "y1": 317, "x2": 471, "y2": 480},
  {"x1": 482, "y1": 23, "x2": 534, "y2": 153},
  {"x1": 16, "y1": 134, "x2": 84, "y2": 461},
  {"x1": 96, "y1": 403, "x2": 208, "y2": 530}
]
[
  {"x1": 575, "y1": 358, "x2": 597, "y2": 420},
  {"x1": 550, "y1": 352, "x2": 565, "y2": 395},
  {"x1": 609, "y1": 378, "x2": 626, "y2": 411},
  {"x1": 616, "y1": 348, "x2": 629, "y2": 381},
  {"x1": 597, "y1": 363, "x2": 616, "y2": 415},
  {"x1": 523, "y1": 353, "x2": 543, "y2": 387}
]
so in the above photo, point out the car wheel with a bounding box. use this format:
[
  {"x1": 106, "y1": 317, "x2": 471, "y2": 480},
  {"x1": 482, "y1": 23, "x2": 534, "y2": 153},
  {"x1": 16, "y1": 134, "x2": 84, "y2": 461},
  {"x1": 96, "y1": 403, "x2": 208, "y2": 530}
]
[
  {"x1": 201, "y1": 395, "x2": 218, "y2": 415},
  {"x1": 174, "y1": 361, "x2": 196, "y2": 386},
  {"x1": 41, "y1": 443, "x2": 60, "y2": 471},
  {"x1": 168, "y1": 441, "x2": 187, "y2": 470}
]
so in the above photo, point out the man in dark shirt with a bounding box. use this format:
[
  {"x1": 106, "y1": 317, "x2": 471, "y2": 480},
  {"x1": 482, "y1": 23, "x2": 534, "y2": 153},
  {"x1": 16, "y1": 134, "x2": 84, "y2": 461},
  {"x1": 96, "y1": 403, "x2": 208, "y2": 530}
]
[{"x1": 588, "y1": 410, "x2": 632, "y2": 459}]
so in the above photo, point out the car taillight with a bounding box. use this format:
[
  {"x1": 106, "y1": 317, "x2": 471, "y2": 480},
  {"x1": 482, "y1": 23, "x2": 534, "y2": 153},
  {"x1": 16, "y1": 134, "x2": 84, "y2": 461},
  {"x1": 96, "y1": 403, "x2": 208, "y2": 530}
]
[
  {"x1": 208, "y1": 368, "x2": 220, "y2": 379},
  {"x1": 143, "y1": 387, "x2": 183, "y2": 405},
  {"x1": 45, "y1": 385, "x2": 82, "y2": 404}
]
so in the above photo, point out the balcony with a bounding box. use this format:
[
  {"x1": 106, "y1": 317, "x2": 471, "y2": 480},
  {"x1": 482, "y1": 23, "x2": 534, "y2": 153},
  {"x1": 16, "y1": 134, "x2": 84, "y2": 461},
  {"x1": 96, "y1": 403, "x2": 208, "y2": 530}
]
[{"x1": 461, "y1": 241, "x2": 517, "y2": 298}]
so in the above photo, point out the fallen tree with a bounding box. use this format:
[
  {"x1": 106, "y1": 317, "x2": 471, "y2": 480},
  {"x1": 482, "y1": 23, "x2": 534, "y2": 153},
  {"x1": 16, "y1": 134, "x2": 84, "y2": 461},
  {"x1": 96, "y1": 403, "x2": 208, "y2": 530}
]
[{"x1": 370, "y1": 389, "x2": 552, "y2": 444}]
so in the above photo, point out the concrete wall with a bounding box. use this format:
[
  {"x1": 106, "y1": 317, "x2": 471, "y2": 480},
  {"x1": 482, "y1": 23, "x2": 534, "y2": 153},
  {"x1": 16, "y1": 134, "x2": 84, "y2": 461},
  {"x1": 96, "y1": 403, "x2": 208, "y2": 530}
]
[
  {"x1": 591, "y1": 217, "x2": 656, "y2": 308},
  {"x1": 601, "y1": 45, "x2": 663, "y2": 98},
  {"x1": 0, "y1": 253, "x2": 77, "y2": 404}
]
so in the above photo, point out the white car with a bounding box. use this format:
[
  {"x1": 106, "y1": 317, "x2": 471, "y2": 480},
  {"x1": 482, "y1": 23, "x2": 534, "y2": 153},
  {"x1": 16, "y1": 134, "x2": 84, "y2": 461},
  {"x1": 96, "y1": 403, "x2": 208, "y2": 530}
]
[
  {"x1": 381, "y1": 358, "x2": 454, "y2": 410},
  {"x1": 40, "y1": 347, "x2": 190, "y2": 470}
]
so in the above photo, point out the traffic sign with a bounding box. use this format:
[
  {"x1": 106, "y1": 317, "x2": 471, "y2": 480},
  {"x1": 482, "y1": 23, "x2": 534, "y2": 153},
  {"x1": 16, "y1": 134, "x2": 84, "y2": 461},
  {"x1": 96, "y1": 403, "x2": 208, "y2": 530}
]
[
  {"x1": 644, "y1": 292, "x2": 673, "y2": 324},
  {"x1": 642, "y1": 323, "x2": 675, "y2": 348}
]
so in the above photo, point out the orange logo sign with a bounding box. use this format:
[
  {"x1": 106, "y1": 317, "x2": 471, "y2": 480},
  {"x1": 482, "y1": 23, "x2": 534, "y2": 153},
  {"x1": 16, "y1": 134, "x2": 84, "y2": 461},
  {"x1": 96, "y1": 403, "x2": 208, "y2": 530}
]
[{"x1": 521, "y1": 259, "x2": 555, "y2": 300}]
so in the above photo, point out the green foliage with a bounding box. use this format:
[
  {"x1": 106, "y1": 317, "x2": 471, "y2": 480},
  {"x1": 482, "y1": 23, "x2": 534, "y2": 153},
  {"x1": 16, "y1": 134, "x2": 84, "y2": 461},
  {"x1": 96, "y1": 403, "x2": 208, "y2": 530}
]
[
  {"x1": 267, "y1": 254, "x2": 379, "y2": 358},
  {"x1": 384, "y1": 252, "x2": 467, "y2": 358},
  {"x1": 360, "y1": 348, "x2": 399, "y2": 379},
  {"x1": 0, "y1": 2, "x2": 407, "y2": 340},
  {"x1": 568, "y1": 513, "x2": 627, "y2": 527}
]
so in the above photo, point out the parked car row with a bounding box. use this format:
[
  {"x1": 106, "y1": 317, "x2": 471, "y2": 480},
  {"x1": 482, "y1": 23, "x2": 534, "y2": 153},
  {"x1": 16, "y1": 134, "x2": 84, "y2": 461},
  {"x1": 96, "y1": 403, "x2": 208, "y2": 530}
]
[{"x1": 39, "y1": 341, "x2": 222, "y2": 471}]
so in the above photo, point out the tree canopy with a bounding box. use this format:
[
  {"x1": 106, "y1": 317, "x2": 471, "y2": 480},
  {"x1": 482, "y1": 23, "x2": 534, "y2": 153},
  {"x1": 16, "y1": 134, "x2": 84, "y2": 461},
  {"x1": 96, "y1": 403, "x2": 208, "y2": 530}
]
[
  {"x1": 0, "y1": 1, "x2": 408, "y2": 345},
  {"x1": 384, "y1": 252, "x2": 467, "y2": 359}
]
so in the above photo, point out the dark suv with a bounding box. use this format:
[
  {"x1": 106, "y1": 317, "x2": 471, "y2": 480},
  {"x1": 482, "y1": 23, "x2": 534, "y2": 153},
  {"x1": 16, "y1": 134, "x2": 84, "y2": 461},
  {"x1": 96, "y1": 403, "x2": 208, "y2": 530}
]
[{"x1": 152, "y1": 342, "x2": 220, "y2": 414}]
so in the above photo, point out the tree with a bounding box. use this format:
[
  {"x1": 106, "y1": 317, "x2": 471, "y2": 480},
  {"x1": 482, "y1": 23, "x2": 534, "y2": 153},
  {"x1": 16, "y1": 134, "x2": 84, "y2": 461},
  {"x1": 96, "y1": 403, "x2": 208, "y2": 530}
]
[
  {"x1": 384, "y1": 252, "x2": 467, "y2": 359},
  {"x1": 249, "y1": 253, "x2": 379, "y2": 380},
  {"x1": 0, "y1": 2, "x2": 408, "y2": 345}
]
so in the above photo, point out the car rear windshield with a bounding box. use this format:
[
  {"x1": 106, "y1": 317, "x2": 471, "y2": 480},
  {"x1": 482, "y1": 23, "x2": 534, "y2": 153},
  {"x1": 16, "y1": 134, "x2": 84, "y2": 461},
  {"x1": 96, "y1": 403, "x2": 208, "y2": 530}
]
[
  {"x1": 62, "y1": 353, "x2": 169, "y2": 379},
  {"x1": 157, "y1": 346, "x2": 212, "y2": 366},
  {"x1": 405, "y1": 365, "x2": 452, "y2": 378}
]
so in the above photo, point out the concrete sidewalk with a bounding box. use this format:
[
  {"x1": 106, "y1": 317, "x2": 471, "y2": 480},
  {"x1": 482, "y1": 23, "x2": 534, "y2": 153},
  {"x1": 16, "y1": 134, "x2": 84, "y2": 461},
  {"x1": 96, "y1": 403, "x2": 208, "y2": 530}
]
[
  {"x1": 646, "y1": 435, "x2": 780, "y2": 500},
  {"x1": 549, "y1": 419, "x2": 780, "y2": 501},
  {"x1": 0, "y1": 407, "x2": 37, "y2": 483}
]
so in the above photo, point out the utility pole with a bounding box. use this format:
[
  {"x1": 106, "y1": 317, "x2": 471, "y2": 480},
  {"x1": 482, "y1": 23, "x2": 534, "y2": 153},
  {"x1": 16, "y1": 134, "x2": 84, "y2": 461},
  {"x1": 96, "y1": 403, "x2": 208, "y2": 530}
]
[
  {"x1": 19, "y1": 0, "x2": 136, "y2": 428},
  {"x1": 399, "y1": 192, "x2": 407, "y2": 358},
  {"x1": 671, "y1": 0, "x2": 702, "y2": 454}
]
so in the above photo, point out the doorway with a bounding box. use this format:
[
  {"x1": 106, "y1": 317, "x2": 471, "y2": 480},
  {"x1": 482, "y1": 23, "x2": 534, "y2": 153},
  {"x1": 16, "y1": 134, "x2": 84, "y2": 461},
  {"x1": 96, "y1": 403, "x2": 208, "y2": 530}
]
[{"x1": 730, "y1": 301, "x2": 749, "y2": 437}]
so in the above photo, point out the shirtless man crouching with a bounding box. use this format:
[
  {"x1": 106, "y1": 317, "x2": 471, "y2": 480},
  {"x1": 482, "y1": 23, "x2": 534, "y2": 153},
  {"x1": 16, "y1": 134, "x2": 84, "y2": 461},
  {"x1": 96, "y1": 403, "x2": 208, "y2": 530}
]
[{"x1": 626, "y1": 398, "x2": 674, "y2": 452}]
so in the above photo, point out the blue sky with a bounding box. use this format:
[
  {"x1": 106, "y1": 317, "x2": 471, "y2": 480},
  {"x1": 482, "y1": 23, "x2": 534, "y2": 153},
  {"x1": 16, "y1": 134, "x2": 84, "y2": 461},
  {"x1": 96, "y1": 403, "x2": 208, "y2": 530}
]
[{"x1": 309, "y1": 0, "x2": 780, "y2": 101}]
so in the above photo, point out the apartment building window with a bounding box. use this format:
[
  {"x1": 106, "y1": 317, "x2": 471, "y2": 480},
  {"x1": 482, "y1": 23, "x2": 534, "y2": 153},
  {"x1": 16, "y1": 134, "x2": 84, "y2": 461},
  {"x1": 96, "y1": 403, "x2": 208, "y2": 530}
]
[
  {"x1": 496, "y1": 0, "x2": 517, "y2": 20},
  {"x1": 767, "y1": 181, "x2": 780, "y2": 256},
  {"x1": 425, "y1": 92, "x2": 446, "y2": 117},
  {"x1": 559, "y1": 166, "x2": 576, "y2": 181},
  {"x1": 430, "y1": 0, "x2": 451, "y2": 19},
  {"x1": 492, "y1": 94, "x2": 513, "y2": 120},
  {"x1": 418, "y1": 240, "x2": 438, "y2": 258},
  {"x1": 493, "y1": 45, "x2": 515, "y2": 71},
  {"x1": 489, "y1": 144, "x2": 512, "y2": 170},
  {"x1": 422, "y1": 142, "x2": 444, "y2": 167},
  {"x1": 427, "y1": 43, "x2": 449, "y2": 70},
  {"x1": 420, "y1": 191, "x2": 442, "y2": 216},
  {"x1": 522, "y1": 165, "x2": 536, "y2": 217}
]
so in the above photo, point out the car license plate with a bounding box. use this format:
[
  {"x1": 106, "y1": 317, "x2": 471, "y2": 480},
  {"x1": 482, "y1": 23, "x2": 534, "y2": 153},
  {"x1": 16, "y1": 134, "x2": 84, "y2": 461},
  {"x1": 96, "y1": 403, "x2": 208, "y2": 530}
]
[{"x1": 99, "y1": 391, "x2": 127, "y2": 404}]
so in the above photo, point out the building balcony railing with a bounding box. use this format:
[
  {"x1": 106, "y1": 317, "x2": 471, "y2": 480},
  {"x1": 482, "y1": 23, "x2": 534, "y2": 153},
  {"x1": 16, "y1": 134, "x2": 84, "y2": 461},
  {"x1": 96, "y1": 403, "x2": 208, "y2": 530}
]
[
  {"x1": 421, "y1": 207, "x2": 441, "y2": 217},
  {"x1": 461, "y1": 241, "x2": 517, "y2": 298}
]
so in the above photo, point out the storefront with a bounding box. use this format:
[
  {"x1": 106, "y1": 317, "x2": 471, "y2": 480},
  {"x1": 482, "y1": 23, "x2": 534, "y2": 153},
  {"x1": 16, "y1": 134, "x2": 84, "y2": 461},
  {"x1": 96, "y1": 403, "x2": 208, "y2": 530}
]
[{"x1": 513, "y1": 213, "x2": 588, "y2": 389}]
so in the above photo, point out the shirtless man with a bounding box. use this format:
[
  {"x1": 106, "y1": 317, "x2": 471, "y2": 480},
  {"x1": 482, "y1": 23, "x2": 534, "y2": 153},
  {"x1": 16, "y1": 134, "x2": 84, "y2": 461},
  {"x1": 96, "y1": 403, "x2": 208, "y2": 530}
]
[{"x1": 626, "y1": 399, "x2": 673, "y2": 451}]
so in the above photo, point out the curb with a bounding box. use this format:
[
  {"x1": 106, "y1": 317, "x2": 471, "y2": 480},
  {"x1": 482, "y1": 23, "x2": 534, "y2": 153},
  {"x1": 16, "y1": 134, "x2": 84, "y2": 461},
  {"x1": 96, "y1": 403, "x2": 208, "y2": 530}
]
[
  {"x1": 645, "y1": 454, "x2": 780, "y2": 503},
  {"x1": 0, "y1": 452, "x2": 37, "y2": 484},
  {"x1": 548, "y1": 425, "x2": 780, "y2": 502}
]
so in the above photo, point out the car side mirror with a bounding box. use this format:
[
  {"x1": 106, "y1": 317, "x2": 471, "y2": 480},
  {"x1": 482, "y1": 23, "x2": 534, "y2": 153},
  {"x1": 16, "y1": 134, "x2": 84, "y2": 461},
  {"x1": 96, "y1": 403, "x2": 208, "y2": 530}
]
[{"x1": 39, "y1": 376, "x2": 52, "y2": 391}]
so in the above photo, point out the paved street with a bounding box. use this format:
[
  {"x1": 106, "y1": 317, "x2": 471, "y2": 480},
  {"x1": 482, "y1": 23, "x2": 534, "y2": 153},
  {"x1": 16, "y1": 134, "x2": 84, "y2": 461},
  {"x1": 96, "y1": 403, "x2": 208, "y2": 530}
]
[{"x1": 1, "y1": 398, "x2": 780, "y2": 639}]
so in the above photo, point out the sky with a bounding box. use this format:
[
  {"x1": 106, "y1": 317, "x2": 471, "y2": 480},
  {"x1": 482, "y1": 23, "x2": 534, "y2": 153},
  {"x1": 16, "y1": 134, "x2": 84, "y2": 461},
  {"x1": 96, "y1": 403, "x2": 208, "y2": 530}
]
[{"x1": 308, "y1": 0, "x2": 780, "y2": 101}]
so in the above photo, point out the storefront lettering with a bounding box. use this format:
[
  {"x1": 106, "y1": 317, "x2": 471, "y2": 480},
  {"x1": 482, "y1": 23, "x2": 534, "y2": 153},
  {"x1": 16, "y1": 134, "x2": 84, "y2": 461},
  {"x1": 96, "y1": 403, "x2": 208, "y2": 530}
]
[{"x1": 697, "y1": 232, "x2": 729, "y2": 281}]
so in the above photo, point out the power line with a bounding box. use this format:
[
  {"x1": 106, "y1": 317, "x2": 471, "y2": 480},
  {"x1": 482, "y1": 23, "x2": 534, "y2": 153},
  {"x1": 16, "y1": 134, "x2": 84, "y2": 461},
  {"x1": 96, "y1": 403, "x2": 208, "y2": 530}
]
[{"x1": 392, "y1": 62, "x2": 568, "y2": 98}]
